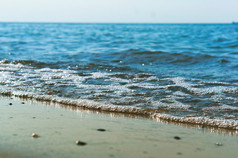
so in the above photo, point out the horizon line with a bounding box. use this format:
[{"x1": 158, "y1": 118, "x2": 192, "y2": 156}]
[{"x1": 0, "y1": 21, "x2": 234, "y2": 24}]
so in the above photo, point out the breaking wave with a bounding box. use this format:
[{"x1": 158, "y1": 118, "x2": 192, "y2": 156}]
[{"x1": 1, "y1": 60, "x2": 238, "y2": 130}]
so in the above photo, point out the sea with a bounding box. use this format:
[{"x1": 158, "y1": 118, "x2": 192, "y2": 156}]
[{"x1": 0, "y1": 23, "x2": 238, "y2": 129}]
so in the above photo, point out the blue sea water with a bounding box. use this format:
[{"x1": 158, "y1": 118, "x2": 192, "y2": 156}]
[{"x1": 0, "y1": 23, "x2": 238, "y2": 129}]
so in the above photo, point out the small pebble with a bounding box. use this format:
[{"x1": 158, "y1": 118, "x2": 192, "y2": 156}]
[
  {"x1": 9, "y1": 103, "x2": 12, "y2": 105},
  {"x1": 174, "y1": 136, "x2": 181, "y2": 140},
  {"x1": 215, "y1": 143, "x2": 223, "y2": 146},
  {"x1": 196, "y1": 148, "x2": 203, "y2": 151},
  {"x1": 32, "y1": 133, "x2": 39, "y2": 138},
  {"x1": 21, "y1": 102, "x2": 25, "y2": 104},
  {"x1": 75, "y1": 140, "x2": 87, "y2": 146},
  {"x1": 97, "y1": 129, "x2": 106, "y2": 132},
  {"x1": 177, "y1": 152, "x2": 182, "y2": 155}
]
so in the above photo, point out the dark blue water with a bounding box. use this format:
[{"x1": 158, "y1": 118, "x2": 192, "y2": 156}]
[{"x1": 1, "y1": 23, "x2": 238, "y2": 129}]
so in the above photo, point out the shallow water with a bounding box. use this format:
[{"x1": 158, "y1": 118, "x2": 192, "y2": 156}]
[{"x1": 0, "y1": 23, "x2": 238, "y2": 129}]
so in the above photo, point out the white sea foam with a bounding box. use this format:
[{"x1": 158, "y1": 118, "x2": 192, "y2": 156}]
[
  {"x1": 1, "y1": 61, "x2": 238, "y2": 130},
  {"x1": 0, "y1": 88, "x2": 238, "y2": 129},
  {"x1": 202, "y1": 105, "x2": 238, "y2": 111},
  {"x1": 173, "y1": 91, "x2": 190, "y2": 97},
  {"x1": 156, "y1": 99, "x2": 191, "y2": 109},
  {"x1": 188, "y1": 86, "x2": 238, "y2": 95},
  {"x1": 152, "y1": 113, "x2": 238, "y2": 130},
  {"x1": 169, "y1": 77, "x2": 238, "y2": 95}
]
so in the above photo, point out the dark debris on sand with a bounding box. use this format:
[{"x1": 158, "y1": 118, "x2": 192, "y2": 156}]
[
  {"x1": 97, "y1": 129, "x2": 106, "y2": 132},
  {"x1": 174, "y1": 136, "x2": 181, "y2": 140},
  {"x1": 75, "y1": 140, "x2": 87, "y2": 146},
  {"x1": 215, "y1": 143, "x2": 223, "y2": 146},
  {"x1": 32, "y1": 133, "x2": 39, "y2": 138}
]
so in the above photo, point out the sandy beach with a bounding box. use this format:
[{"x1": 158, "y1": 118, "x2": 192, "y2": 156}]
[
  {"x1": 0, "y1": 96, "x2": 237, "y2": 158},
  {"x1": 1, "y1": 1, "x2": 238, "y2": 157}
]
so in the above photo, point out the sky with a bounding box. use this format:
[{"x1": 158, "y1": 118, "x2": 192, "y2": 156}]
[{"x1": 0, "y1": 0, "x2": 237, "y2": 23}]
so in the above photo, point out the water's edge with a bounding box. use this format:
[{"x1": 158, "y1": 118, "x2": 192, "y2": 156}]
[{"x1": 1, "y1": 93, "x2": 237, "y2": 131}]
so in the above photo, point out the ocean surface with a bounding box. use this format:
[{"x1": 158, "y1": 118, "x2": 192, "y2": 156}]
[{"x1": 0, "y1": 23, "x2": 238, "y2": 129}]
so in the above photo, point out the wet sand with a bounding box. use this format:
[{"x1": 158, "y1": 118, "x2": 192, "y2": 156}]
[{"x1": 0, "y1": 96, "x2": 237, "y2": 158}]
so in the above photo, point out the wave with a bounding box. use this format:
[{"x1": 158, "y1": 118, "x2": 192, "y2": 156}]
[
  {"x1": 1, "y1": 49, "x2": 234, "y2": 71},
  {"x1": 113, "y1": 50, "x2": 231, "y2": 65},
  {"x1": 228, "y1": 44, "x2": 238, "y2": 48},
  {"x1": 0, "y1": 90, "x2": 237, "y2": 130},
  {"x1": 1, "y1": 60, "x2": 238, "y2": 130}
]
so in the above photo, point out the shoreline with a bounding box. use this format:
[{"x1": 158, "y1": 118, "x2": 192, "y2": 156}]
[
  {"x1": 1, "y1": 93, "x2": 238, "y2": 131},
  {"x1": 24, "y1": 98, "x2": 238, "y2": 135},
  {"x1": 1, "y1": 96, "x2": 238, "y2": 158}
]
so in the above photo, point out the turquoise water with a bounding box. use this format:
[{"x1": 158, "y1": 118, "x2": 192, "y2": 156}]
[{"x1": 0, "y1": 23, "x2": 238, "y2": 129}]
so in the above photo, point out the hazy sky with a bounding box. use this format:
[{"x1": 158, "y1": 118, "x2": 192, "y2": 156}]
[{"x1": 0, "y1": 0, "x2": 237, "y2": 23}]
